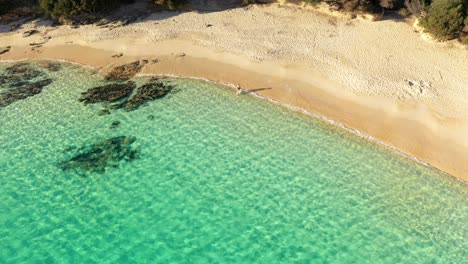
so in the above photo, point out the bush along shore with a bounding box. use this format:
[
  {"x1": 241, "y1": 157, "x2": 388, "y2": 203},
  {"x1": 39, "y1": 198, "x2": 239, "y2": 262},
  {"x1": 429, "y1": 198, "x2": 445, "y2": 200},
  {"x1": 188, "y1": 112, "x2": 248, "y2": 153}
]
[{"x1": 0, "y1": 0, "x2": 467, "y2": 44}]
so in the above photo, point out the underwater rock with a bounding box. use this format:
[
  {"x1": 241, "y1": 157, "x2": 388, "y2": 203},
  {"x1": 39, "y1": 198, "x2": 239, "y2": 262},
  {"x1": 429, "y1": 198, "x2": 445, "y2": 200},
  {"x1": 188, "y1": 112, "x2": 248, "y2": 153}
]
[
  {"x1": 147, "y1": 115, "x2": 155, "y2": 120},
  {"x1": 37, "y1": 61, "x2": 62, "y2": 72},
  {"x1": 115, "y1": 79, "x2": 173, "y2": 111},
  {"x1": 105, "y1": 61, "x2": 145, "y2": 81},
  {"x1": 0, "y1": 79, "x2": 53, "y2": 108},
  {"x1": 79, "y1": 81, "x2": 136, "y2": 105},
  {"x1": 98, "y1": 109, "x2": 111, "y2": 116},
  {"x1": 5, "y1": 63, "x2": 44, "y2": 80},
  {"x1": 59, "y1": 136, "x2": 139, "y2": 174},
  {"x1": 110, "y1": 121, "x2": 121, "y2": 129}
]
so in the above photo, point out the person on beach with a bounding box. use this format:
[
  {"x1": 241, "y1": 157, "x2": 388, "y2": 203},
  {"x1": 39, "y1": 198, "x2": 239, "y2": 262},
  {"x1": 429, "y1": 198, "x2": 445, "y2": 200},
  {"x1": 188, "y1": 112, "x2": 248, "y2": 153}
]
[{"x1": 236, "y1": 83, "x2": 243, "y2": 95}]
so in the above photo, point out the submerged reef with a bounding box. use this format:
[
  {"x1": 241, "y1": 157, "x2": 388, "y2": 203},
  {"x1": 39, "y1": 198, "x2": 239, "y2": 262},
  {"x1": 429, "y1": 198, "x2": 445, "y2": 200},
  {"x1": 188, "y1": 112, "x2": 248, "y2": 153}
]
[
  {"x1": 114, "y1": 78, "x2": 174, "y2": 111},
  {"x1": 0, "y1": 79, "x2": 53, "y2": 108},
  {"x1": 79, "y1": 81, "x2": 136, "y2": 105},
  {"x1": 5, "y1": 63, "x2": 45, "y2": 80},
  {"x1": 80, "y1": 77, "x2": 174, "y2": 112},
  {"x1": 105, "y1": 61, "x2": 145, "y2": 81},
  {"x1": 37, "y1": 61, "x2": 62, "y2": 72},
  {"x1": 59, "y1": 136, "x2": 139, "y2": 174},
  {"x1": 0, "y1": 62, "x2": 53, "y2": 108}
]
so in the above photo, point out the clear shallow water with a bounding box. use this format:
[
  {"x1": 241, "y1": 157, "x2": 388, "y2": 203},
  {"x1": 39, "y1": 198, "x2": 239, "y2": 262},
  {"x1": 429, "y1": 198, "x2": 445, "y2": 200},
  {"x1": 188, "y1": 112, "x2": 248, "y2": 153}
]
[{"x1": 0, "y1": 61, "x2": 466, "y2": 263}]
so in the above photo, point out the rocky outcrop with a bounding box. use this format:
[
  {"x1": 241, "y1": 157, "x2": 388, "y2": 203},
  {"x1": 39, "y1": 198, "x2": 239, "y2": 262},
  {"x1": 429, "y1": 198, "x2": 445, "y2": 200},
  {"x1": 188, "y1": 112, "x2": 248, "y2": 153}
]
[
  {"x1": 0, "y1": 79, "x2": 53, "y2": 108},
  {"x1": 80, "y1": 77, "x2": 174, "y2": 112},
  {"x1": 37, "y1": 61, "x2": 62, "y2": 72},
  {"x1": 0, "y1": 46, "x2": 11, "y2": 55},
  {"x1": 79, "y1": 81, "x2": 136, "y2": 105},
  {"x1": 59, "y1": 136, "x2": 139, "y2": 174},
  {"x1": 22, "y1": 29, "x2": 39, "y2": 38},
  {"x1": 5, "y1": 63, "x2": 44, "y2": 79},
  {"x1": 0, "y1": 62, "x2": 53, "y2": 108},
  {"x1": 105, "y1": 61, "x2": 145, "y2": 81},
  {"x1": 119, "y1": 79, "x2": 173, "y2": 111}
]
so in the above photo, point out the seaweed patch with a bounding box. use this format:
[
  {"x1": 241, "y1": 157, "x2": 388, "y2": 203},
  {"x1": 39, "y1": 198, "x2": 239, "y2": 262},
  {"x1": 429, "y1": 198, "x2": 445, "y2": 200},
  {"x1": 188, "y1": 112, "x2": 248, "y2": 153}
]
[
  {"x1": 105, "y1": 61, "x2": 145, "y2": 81},
  {"x1": 80, "y1": 77, "x2": 174, "y2": 113},
  {"x1": 79, "y1": 81, "x2": 136, "y2": 105},
  {"x1": 0, "y1": 62, "x2": 53, "y2": 108},
  {"x1": 59, "y1": 136, "x2": 140, "y2": 174},
  {"x1": 114, "y1": 78, "x2": 174, "y2": 111}
]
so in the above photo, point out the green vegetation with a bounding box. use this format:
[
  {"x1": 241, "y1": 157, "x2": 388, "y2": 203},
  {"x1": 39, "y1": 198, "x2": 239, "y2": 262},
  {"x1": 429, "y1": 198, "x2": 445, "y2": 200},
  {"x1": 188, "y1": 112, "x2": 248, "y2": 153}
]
[
  {"x1": 0, "y1": 0, "x2": 13, "y2": 15},
  {"x1": 1, "y1": 0, "x2": 467, "y2": 45},
  {"x1": 38, "y1": 0, "x2": 134, "y2": 19},
  {"x1": 420, "y1": 0, "x2": 467, "y2": 41},
  {"x1": 154, "y1": 0, "x2": 186, "y2": 10},
  {"x1": 297, "y1": 0, "x2": 468, "y2": 44},
  {"x1": 420, "y1": 0, "x2": 466, "y2": 40}
]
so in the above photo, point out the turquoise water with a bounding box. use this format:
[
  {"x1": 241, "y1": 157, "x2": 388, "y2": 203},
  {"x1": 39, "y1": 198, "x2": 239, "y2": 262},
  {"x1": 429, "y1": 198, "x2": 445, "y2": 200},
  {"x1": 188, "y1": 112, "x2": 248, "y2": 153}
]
[{"x1": 0, "y1": 61, "x2": 466, "y2": 263}]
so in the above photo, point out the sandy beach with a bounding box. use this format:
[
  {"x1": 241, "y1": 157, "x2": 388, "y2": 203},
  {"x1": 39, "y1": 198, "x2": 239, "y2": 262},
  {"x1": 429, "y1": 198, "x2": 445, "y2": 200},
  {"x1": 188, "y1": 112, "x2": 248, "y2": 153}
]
[{"x1": 1, "y1": 2, "x2": 467, "y2": 181}]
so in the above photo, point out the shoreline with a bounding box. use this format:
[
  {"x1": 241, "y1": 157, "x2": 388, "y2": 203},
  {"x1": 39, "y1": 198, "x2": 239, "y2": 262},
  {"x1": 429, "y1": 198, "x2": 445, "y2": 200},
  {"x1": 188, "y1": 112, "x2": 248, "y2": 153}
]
[
  {"x1": 2, "y1": 51, "x2": 467, "y2": 183},
  {"x1": 1, "y1": 3, "x2": 468, "y2": 182}
]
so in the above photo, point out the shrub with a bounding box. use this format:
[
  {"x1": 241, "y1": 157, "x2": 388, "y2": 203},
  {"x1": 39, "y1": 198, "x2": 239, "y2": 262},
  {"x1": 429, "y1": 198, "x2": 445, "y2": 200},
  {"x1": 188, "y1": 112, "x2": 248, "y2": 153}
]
[
  {"x1": 420, "y1": 0, "x2": 466, "y2": 40},
  {"x1": 0, "y1": 0, "x2": 13, "y2": 15},
  {"x1": 39, "y1": 0, "x2": 133, "y2": 19},
  {"x1": 154, "y1": 0, "x2": 186, "y2": 10},
  {"x1": 404, "y1": 0, "x2": 428, "y2": 15},
  {"x1": 399, "y1": 7, "x2": 410, "y2": 16},
  {"x1": 462, "y1": 36, "x2": 468, "y2": 45}
]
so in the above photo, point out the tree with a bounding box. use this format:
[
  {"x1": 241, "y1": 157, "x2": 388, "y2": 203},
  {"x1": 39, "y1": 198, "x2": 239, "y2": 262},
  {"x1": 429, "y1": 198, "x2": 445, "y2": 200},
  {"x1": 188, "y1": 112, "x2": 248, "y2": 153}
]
[
  {"x1": 39, "y1": 0, "x2": 133, "y2": 19},
  {"x1": 154, "y1": 0, "x2": 186, "y2": 10},
  {"x1": 420, "y1": 0, "x2": 466, "y2": 40}
]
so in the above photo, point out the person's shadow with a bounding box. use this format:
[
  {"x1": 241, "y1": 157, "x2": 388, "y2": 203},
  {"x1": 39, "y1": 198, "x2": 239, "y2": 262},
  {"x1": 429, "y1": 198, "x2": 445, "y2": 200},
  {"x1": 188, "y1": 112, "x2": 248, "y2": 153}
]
[{"x1": 240, "y1": 87, "x2": 272, "y2": 94}]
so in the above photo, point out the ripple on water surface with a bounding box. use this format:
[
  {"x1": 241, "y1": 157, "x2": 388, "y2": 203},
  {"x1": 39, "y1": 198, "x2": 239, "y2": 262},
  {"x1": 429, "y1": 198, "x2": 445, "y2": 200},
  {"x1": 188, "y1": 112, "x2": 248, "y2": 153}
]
[{"x1": 0, "y1": 61, "x2": 466, "y2": 263}]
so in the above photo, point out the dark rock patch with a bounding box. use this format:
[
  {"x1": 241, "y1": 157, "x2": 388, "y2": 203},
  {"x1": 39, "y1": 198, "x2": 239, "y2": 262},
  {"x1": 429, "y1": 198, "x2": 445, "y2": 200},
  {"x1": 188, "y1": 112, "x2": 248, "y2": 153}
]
[
  {"x1": 38, "y1": 61, "x2": 62, "y2": 72},
  {"x1": 23, "y1": 29, "x2": 39, "y2": 38},
  {"x1": 0, "y1": 46, "x2": 11, "y2": 55},
  {"x1": 0, "y1": 62, "x2": 54, "y2": 108},
  {"x1": 0, "y1": 79, "x2": 53, "y2": 108},
  {"x1": 79, "y1": 81, "x2": 136, "y2": 105},
  {"x1": 110, "y1": 121, "x2": 121, "y2": 129},
  {"x1": 5, "y1": 63, "x2": 44, "y2": 80},
  {"x1": 147, "y1": 115, "x2": 155, "y2": 120},
  {"x1": 121, "y1": 79, "x2": 173, "y2": 111},
  {"x1": 59, "y1": 136, "x2": 139, "y2": 174},
  {"x1": 108, "y1": 78, "x2": 173, "y2": 111},
  {"x1": 105, "y1": 61, "x2": 145, "y2": 81},
  {"x1": 98, "y1": 109, "x2": 111, "y2": 116}
]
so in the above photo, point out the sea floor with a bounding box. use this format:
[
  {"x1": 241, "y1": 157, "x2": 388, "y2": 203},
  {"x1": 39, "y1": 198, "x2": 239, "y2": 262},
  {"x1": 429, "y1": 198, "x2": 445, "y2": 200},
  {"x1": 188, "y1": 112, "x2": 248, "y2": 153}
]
[{"x1": 0, "y1": 61, "x2": 466, "y2": 263}]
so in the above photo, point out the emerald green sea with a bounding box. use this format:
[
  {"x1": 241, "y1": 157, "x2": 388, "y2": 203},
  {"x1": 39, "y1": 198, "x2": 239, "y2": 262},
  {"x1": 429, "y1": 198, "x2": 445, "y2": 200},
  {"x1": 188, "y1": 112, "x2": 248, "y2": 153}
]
[{"x1": 0, "y1": 61, "x2": 466, "y2": 263}]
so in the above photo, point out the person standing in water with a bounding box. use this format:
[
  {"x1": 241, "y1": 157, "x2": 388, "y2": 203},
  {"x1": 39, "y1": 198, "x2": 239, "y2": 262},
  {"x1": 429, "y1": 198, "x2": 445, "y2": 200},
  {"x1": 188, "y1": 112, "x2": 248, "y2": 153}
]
[{"x1": 236, "y1": 83, "x2": 243, "y2": 95}]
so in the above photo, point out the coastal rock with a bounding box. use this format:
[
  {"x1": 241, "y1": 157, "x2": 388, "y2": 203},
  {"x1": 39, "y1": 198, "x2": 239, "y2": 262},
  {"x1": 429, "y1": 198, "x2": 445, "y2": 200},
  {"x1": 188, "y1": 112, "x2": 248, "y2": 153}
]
[
  {"x1": 0, "y1": 46, "x2": 11, "y2": 55},
  {"x1": 98, "y1": 109, "x2": 111, "y2": 116},
  {"x1": 112, "y1": 53, "x2": 123, "y2": 58},
  {"x1": 5, "y1": 63, "x2": 44, "y2": 80},
  {"x1": 121, "y1": 79, "x2": 174, "y2": 111},
  {"x1": 0, "y1": 62, "x2": 54, "y2": 108},
  {"x1": 37, "y1": 61, "x2": 62, "y2": 72},
  {"x1": 105, "y1": 61, "x2": 144, "y2": 81},
  {"x1": 79, "y1": 81, "x2": 136, "y2": 105},
  {"x1": 110, "y1": 121, "x2": 121, "y2": 129},
  {"x1": 22, "y1": 29, "x2": 39, "y2": 38},
  {"x1": 0, "y1": 79, "x2": 53, "y2": 108},
  {"x1": 59, "y1": 136, "x2": 139, "y2": 174}
]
